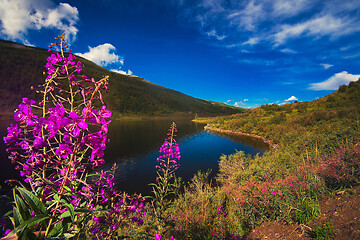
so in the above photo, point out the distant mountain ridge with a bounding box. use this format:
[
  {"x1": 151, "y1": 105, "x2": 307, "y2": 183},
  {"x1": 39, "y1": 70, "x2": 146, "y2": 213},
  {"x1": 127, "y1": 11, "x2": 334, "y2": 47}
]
[{"x1": 0, "y1": 39, "x2": 243, "y2": 118}]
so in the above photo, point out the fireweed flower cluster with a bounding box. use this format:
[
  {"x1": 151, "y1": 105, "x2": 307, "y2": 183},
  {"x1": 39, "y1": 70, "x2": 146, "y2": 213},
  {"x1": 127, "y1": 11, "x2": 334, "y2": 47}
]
[
  {"x1": 150, "y1": 122, "x2": 180, "y2": 238},
  {"x1": 3, "y1": 34, "x2": 145, "y2": 239}
]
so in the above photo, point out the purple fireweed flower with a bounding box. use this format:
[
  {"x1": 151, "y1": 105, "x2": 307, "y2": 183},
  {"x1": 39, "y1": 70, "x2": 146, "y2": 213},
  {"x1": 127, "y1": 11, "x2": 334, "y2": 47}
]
[
  {"x1": 69, "y1": 74, "x2": 77, "y2": 83},
  {"x1": 66, "y1": 112, "x2": 88, "y2": 137},
  {"x1": 93, "y1": 216, "x2": 105, "y2": 224},
  {"x1": 90, "y1": 147, "x2": 104, "y2": 162},
  {"x1": 55, "y1": 144, "x2": 74, "y2": 159},
  {"x1": 3, "y1": 124, "x2": 21, "y2": 143},
  {"x1": 32, "y1": 120, "x2": 45, "y2": 137},
  {"x1": 217, "y1": 204, "x2": 226, "y2": 216},
  {"x1": 45, "y1": 115, "x2": 69, "y2": 139},
  {"x1": 63, "y1": 132, "x2": 72, "y2": 145},
  {"x1": 20, "y1": 164, "x2": 32, "y2": 177},
  {"x1": 14, "y1": 98, "x2": 38, "y2": 126},
  {"x1": 1, "y1": 218, "x2": 11, "y2": 237},
  {"x1": 18, "y1": 140, "x2": 30, "y2": 151},
  {"x1": 90, "y1": 226, "x2": 100, "y2": 234},
  {"x1": 155, "y1": 233, "x2": 162, "y2": 240},
  {"x1": 98, "y1": 106, "x2": 111, "y2": 121},
  {"x1": 75, "y1": 61, "x2": 83, "y2": 73},
  {"x1": 83, "y1": 131, "x2": 107, "y2": 150},
  {"x1": 48, "y1": 103, "x2": 66, "y2": 118},
  {"x1": 28, "y1": 152, "x2": 44, "y2": 168},
  {"x1": 46, "y1": 52, "x2": 62, "y2": 65},
  {"x1": 64, "y1": 54, "x2": 76, "y2": 66},
  {"x1": 33, "y1": 137, "x2": 48, "y2": 148},
  {"x1": 24, "y1": 176, "x2": 33, "y2": 183}
]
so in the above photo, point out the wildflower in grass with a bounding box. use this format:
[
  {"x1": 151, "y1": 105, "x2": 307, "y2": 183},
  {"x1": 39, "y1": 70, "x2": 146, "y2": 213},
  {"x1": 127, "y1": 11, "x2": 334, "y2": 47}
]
[
  {"x1": 150, "y1": 122, "x2": 180, "y2": 238},
  {"x1": 3, "y1": 33, "x2": 145, "y2": 239},
  {"x1": 217, "y1": 204, "x2": 226, "y2": 216}
]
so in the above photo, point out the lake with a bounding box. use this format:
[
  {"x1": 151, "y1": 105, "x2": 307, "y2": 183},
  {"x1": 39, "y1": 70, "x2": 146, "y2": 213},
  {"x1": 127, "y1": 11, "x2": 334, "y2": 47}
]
[{"x1": 0, "y1": 119, "x2": 269, "y2": 196}]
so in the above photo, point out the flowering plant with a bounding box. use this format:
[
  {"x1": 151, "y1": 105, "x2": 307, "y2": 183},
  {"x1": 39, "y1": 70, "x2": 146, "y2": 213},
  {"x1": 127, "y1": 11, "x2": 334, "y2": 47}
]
[
  {"x1": 149, "y1": 122, "x2": 180, "y2": 238},
  {"x1": 2, "y1": 34, "x2": 145, "y2": 239}
]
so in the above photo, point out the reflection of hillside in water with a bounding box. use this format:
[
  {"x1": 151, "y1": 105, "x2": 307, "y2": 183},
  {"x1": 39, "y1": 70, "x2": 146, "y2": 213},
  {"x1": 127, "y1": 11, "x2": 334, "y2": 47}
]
[
  {"x1": 211, "y1": 132, "x2": 270, "y2": 150},
  {"x1": 104, "y1": 119, "x2": 205, "y2": 163}
]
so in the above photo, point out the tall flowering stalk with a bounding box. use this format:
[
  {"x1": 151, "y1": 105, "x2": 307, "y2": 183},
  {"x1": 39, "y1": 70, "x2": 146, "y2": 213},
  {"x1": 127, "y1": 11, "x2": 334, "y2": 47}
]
[
  {"x1": 150, "y1": 122, "x2": 180, "y2": 238},
  {"x1": 3, "y1": 33, "x2": 145, "y2": 239}
]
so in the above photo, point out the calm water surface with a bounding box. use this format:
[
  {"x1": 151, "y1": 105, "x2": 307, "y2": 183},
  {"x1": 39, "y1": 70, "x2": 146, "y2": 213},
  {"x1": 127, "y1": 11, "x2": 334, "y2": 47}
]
[
  {"x1": 102, "y1": 119, "x2": 269, "y2": 195},
  {"x1": 0, "y1": 119, "x2": 269, "y2": 196}
]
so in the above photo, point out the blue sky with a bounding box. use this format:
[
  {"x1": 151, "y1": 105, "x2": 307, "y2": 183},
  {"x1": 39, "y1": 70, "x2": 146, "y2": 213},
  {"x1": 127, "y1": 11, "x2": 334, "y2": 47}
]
[{"x1": 1, "y1": 0, "x2": 360, "y2": 108}]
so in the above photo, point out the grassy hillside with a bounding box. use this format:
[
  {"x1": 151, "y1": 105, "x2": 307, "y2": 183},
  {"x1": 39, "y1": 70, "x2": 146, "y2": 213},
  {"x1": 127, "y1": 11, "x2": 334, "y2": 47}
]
[
  {"x1": 196, "y1": 79, "x2": 360, "y2": 145},
  {"x1": 0, "y1": 39, "x2": 243, "y2": 118},
  {"x1": 162, "y1": 79, "x2": 360, "y2": 238}
]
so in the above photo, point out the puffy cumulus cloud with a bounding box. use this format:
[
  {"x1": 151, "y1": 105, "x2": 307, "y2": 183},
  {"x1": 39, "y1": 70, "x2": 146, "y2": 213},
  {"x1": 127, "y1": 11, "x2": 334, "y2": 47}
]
[
  {"x1": 76, "y1": 44, "x2": 124, "y2": 67},
  {"x1": 0, "y1": 0, "x2": 79, "y2": 43},
  {"x1": 234, "y1": 102, "x2": 243, "y2": 107},
  {"x1": 111, "y1": 69, "x2": 133, "y2": 76},
  {"x1": 234, "y1": 99, "x2": 250, "y2": 107},
  {"x1": 320, "y1": 63, "x2": 333, "y2": 69},
  {"x1": 285, "y1": 96, "x2": 298, "y2": 102},
  {"x1": 309, "y1": 71, "x2": 360, "y2": 90}
]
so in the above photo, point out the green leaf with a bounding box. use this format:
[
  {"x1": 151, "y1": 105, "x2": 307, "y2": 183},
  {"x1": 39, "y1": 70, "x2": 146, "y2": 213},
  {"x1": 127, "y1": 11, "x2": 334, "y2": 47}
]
[
  {"x1": 62, "y1": 186, "x2": 72, "y2": 194},
  {"x1": 64, "y1": 233, "x2": 75, "y2": 239},
  {"x1": 63, "y1": 202, "x2": 75, "y2": 221},
  {"x1": 9, "y1": 215, "x2": 49, "y2": 236},
  {"x1": 17, "y1": 187, "x2": 48, "y2": 216},
  {"x1": 47, "y1": 216, "x2": 73, "y2": 238},
  {"x1": 13, "y1": 206, "x2": 23, "y2": 227},
  {"x1": 20, "y1": 228, "x2": 38, "y2": 240},
  {"x1": 15, "y1": 194, "x2": 31, "y2": 221},
  {"x1": 74, "y1": 208, "x2": 92, "y2": 213},
  {"x1": 59, "y1": 210, "x2": 71, "y2": 219}
]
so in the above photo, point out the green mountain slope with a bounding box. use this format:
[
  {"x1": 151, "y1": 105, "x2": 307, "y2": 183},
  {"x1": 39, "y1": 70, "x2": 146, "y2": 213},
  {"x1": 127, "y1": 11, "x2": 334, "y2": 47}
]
[
  {"x1": 198, "y1": 78, "x2": 360, "y2": 146},
  {"x1": 0, "y1": 39, "x2": 243, "y2": 118}
]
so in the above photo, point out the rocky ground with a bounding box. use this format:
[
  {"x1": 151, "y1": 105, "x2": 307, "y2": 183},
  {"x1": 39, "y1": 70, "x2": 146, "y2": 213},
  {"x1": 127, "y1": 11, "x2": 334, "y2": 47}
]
[{"x1": 244, "y1": 186, "x2": 360, "y2": 240}]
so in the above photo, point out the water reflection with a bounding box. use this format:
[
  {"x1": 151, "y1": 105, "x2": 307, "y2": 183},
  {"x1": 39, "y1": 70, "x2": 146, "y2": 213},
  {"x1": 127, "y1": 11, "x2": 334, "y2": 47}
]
[
  {"x1": 103, "y1": 119, "x2": 269, "y2": 195},
  {"x1": 0, "y1": 119, "x2": 269, "y2": 196}
]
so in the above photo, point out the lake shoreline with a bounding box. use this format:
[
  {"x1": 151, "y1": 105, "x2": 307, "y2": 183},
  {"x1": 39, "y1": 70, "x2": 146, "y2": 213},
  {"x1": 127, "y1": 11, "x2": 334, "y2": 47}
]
[{"x1": 204, "y1": 124, "x2": 277, "y2": 149}]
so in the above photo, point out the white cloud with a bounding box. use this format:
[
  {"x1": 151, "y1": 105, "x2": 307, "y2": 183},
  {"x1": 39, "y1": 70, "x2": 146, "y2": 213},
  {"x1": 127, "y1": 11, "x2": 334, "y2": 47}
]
[
  {"x1": 280, "y1": 48, "x2": 297, "y2": 54},
  {"x1": 234, "y1": 99, "x2": 250, "y2": 107},
  {"x1": 0, "y1": 0, "x2": 79, "y2": 43},
  {"x1": 76, "y1": 44, "x2": 123, "y2": 67},
  {"x1": 228, "y1": 0, "x2": 264, "y2": 31},
  {"x1": 178, "y1": 0, "x2": 360, "y2": 55},
  {"x1": 320, "y1": 63, "x2": 333, "y2": 69},
  {"x1": 206, "y1": 29, "x2": 226, "y2": 40},
  {"x1": 273, "y1": 0, "x2": 311, "y2": 17},
  {"x1": 112, "y1": 69, "x2": 133, "y2": 75},
  {"x1": 309, "y1": 71, "x2": 360, "y2": 90},
  {"x1": 234, "y1": 102, "x2": 244, "y2": 107},
  {"x1": 242, "y1": 37, "x2": 259, "y2": 46},
  {"x1": 285, "y1": 96, "x2": 298, "y2": 102},
  {"x1": 273, "y1": 15, "x2": 353, "y2": 46}
]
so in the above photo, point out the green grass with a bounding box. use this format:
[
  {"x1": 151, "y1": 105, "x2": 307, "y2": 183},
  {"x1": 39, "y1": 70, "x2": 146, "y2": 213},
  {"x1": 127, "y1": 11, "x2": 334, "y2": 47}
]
[{"x1": 311, "y1": 222, "x2": 337, "y2": 240}]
